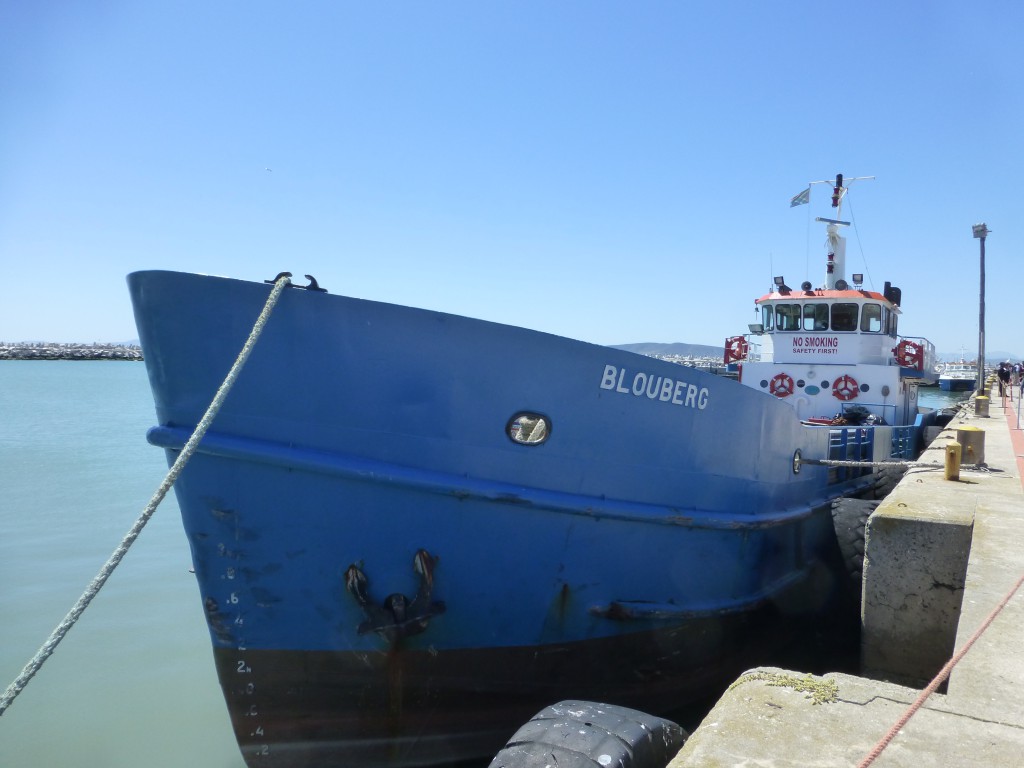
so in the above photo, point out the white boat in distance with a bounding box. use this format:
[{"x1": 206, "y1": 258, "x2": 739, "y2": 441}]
[{"x1": 938, "y1": 357, "x2": 978, "y2": 392}]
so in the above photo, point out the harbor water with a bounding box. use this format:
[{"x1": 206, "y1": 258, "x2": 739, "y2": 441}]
[
  {"x1": 0, "y1": 361, "x2": 245, "y2": 768},
  {"x1": 0, "y1": 362, "x2": 970, "y2": 767},
  {"x1": 917, "y1": 385, "x2": 972, "y2": 412}
]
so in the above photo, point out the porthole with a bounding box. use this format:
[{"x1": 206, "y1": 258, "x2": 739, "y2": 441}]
[{"x1": 507, "y1": 413, "x2": 550, "y2": 445}]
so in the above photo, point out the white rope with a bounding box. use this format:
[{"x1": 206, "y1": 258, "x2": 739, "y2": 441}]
[
  {"x1": 803, "y1": 458, "x2": 991, "y2": 472},
  {"x1": 0, "y1": 274, "x2": 292, "y2": 717},
  {"x1": 802, "y1": 458, "x2": 914, "y2": 469}
]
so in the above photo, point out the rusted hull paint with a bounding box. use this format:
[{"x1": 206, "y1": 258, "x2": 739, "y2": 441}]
[{"x1": 214, "y1": 602, "x2": 804, "y2": 768}]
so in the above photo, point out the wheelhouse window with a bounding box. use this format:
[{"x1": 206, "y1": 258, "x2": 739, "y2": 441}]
[
  {"x1": 861, "y1": 303, "x2": 882, "y2": 332},
  {"x1": 761, "y1": 305, "x2": 775, "y2": 331},
  {"x1": 885, "y1": 309, "x2": 898, "y2": 336},
  {"x1": 831, "y1": 303, "x2": 858, "y2": 331},
  {"x1": 775, "y1": 304, "x2": 802, "y2": 331},
  {"x1": 803, "y1": 303, "x2": 829, "y2": 331}
]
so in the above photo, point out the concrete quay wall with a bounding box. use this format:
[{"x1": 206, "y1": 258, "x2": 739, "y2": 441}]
[
  {"x1": 860, "y1": 424, "x2": 975, "y2": 686},
  {"x1": 669, "y1": 382, "x2": 1024, "y2": 767}
]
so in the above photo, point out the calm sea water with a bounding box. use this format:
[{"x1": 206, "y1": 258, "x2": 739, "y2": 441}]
[
  {"x1": 0, "y1": 361, "x2": 245, "y2": 768},
  {"x1": 918, "y1": 386, "x2": 972, "y2": 411}
]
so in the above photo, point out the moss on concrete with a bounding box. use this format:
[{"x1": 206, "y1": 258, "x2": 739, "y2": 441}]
[{"x1": 727, "y1": 670, "x2": 839, "y2": 704}]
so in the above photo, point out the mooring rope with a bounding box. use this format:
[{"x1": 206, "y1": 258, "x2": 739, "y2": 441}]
[
  {"x1": 801, "y1": 458, "x2": 914, "y2": 469},
  {"x1": 856, "y1": 569, "x2": 1024, "y2": 767},
  {"x1": 800, "y1": 458, "x2": 991, "y2": 472},
  {"x1": 0, "y1": 274, "x2": 292, "y2": 717}
]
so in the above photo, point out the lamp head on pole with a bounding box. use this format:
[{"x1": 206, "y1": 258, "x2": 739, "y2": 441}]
[{"x1": 972, "y1": 223, "x2": 990, "y2": 238}]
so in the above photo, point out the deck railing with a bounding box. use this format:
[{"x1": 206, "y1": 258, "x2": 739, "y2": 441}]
[
  {"x1": 827, "y1": 427, "x2": 874, "y2": 483},
  {"x1": 890, "y1": 424, "x2": 916, "y2": 459}
]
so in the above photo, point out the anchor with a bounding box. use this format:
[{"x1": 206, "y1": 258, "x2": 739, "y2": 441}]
[{"x1": 344, "y1": 549, "x2": 445, "y2": 644}]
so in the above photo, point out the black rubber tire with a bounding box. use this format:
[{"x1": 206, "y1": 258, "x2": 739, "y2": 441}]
[
  {"x1": 488, "y1": 700, "x2": 687, "y2": 768},
  {"x1": 872, "y1": 465, "x2": 906, "y2": 500},
  {"x1": 831, "y1": 497, "x2": 878, "y2": 600}
]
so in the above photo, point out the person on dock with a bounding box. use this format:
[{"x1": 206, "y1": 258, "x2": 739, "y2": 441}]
[{"x1": 998, "y1": 362, "x2": 1011, "y2": 397}]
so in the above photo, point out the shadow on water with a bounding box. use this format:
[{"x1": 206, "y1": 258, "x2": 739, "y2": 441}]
[
  {"x1": 669, "y1": 600, "x2": 862, "y2": 735},
  {"x1": 449, "y1": 525, "x2": 867, "y2": 766},
  {"x1": 455, "y1": 598, "x2": 862, "y2": 767}
]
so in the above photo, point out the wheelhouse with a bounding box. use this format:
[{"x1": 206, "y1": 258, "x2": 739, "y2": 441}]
[
  {"x1": 752, "y1": 282, "x2": 909, "y2": 368},
  {"x1": 761, "y1": 296, "x2": 893, "y2": 335}
]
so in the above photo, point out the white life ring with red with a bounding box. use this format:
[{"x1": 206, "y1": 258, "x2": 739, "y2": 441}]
[
  {"x1": 894, "y1": 339, "x2": 923, "y2": 370},
  {"x1": 769, "y1": 373, "x2": 794, "y2": 398},
  {"x1": 832, "y1": 374, "x2": 859, "y2": 401},
  {"x1": 724, "y1": 335, "x2": 749, "y2": 364}
]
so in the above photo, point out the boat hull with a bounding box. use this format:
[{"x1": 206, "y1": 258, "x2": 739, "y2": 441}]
[
  {"x1": 939, "y1": 377, "x2": 976, "y2": 392},
  {"x1": 127, "y1": 270, "x2": 874, "y2": 767},
  {"x1": 212, "y1": 600, "x2": 817, "y2": 767}
]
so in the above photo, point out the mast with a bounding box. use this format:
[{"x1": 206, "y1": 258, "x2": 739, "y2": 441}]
[{"x1": 807, "y1": 173, "x2": 873, "y2": 289}]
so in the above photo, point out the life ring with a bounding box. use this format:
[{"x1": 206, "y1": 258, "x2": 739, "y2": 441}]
[
  {"x1": 894, "y1": 339, "x2": 923, "y2": 370},
  {"x1": 769, "y1": 373, "x2": 795, "y2": 398},
  {"x1": 724, "y1": 335, "x2": 749, "y2": 364},
  {"x1": 832, "y1": 374, "x2": 859, "y2": 401}
]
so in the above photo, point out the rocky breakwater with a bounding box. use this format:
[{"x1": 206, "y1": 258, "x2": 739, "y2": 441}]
[{"x1": 0, "y1": 342, "x2": 143, "y2": 361}]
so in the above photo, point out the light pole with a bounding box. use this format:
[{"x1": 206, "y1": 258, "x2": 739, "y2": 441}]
[{"x1": 973, "y1": 223, "x2": 990, "y2": 394}]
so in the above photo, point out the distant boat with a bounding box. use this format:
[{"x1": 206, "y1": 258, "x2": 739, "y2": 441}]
[
  {"x1": 938, "y1": 357, "x2": 978, "y2": 392},
  {"x1": 128, "y1": 173, "x2": 938, "y2": 768}
]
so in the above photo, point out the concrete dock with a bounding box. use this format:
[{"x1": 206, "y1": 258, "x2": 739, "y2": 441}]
[{"x1": 669, "y1": 383, "x2": 1024, "y2": 767}]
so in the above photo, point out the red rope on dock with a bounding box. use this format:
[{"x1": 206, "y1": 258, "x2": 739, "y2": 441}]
[
  {"x1": 859, "y1": 392, "x2": 1024, "y2": 766},
  {"x1": 856, "y1": 569, "x2": 1024, "y2": 767}
]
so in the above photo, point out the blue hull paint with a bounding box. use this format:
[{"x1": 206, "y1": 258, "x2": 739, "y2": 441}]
[
  {"x1": 939, "y1": 378, "x2": 976, "y2": 391},
  {"x1": 128, "y1": 271, "x2": 879, "y2": 767}
]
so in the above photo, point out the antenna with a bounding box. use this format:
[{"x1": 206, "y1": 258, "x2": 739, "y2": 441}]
[
  {"x1": 805, "y1": 175, "x2": 875, "y2": 218},
  {"x1": 803, "y1": 174, "x2": 875, "y2": 290}
]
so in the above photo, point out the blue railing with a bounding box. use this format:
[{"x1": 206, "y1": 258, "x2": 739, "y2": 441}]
[
  {"x1": 834, "y1": 402, "x2": 920, "y2": 460},
  {"x1": 827, "y1": 426, "x2": 874, "y2": 483},
  {"x1": 890, "y1": 424, "x2": 916, "y2": 459}
]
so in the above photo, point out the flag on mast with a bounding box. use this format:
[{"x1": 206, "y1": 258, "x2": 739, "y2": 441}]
[{"x1": 789, "y1": 187, "x2": 810, "y2": 207}]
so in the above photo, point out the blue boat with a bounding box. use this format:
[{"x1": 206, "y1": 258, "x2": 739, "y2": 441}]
[{"x1": 128, "y1": 174, "x2": 936, "y2": 768}]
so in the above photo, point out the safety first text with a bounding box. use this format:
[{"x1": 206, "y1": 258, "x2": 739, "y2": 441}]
[{"x1": 790, "y1": 336, "x2": 839, "y2": 354}]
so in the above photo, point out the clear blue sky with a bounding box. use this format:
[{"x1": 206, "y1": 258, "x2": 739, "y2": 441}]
[{"x1": 2, "y1": 2, "x2": 1021, "y2": 357}]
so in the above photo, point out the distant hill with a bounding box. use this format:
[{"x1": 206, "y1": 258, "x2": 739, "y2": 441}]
[
  {"x1": 939, "y1": 350, "x2": 1021, "y2": 363},
  {"x1": 611, "y1": 342, "x2": 723, "y2": 358}
]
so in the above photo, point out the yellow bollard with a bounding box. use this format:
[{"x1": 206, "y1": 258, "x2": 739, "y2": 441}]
[
  {"x1": 956, "y1": 426, "x2": 985, "y2": 466},
  {"x1": 945, "y1": 442, "x2": 961, "y2": 481},
  {"x1": 975, "y1": 395, "x2": 989, "y2": 417}
]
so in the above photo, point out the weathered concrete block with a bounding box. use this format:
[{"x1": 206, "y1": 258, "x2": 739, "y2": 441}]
[
  {"x1": 860, "y1": 480, "x2": 973, "y2": 686},
  {"x1": 924, "y1": 425, "x2": 944, "y2": 447},
  {"x1": 667, "y1": 666, "x2": 1024, "y2": 768}
]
